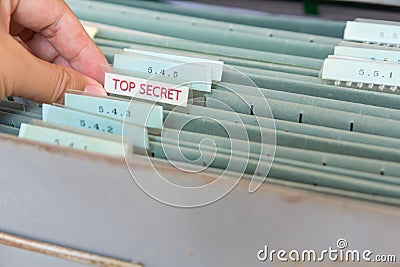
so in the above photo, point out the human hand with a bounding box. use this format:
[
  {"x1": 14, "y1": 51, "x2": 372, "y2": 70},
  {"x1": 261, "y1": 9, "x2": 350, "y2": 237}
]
[{"x1": 0, "y1": 0, "x2": 107, "y2": 103}]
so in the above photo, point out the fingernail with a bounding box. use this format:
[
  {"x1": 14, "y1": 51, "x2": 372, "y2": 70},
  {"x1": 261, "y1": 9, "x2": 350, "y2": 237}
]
[{"x1": 83, "y1": 85, "x2": 107, "y2": 96}]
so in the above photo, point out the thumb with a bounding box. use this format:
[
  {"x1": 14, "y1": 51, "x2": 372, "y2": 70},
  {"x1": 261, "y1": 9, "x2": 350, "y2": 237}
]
[{"x1": 0, "y1": 32, "x2": 106, "y2": 103}]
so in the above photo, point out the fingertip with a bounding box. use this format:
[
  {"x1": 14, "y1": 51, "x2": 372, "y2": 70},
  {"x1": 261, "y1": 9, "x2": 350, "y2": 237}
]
[{"x1": 83, "y1": 84, "x2": 107, "y2": 96}]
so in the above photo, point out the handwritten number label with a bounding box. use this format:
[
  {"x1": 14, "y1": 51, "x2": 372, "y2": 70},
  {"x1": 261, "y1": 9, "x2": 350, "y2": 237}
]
[
  {"x1": 322, "y1": 57, "x2": 400, "y2": 87},
  {"x1": 19, "y1": 123, "x2": 127, "y2": 156},
  {"x1": 344, "y1": 21, "x2": 400, "y2": 45}
]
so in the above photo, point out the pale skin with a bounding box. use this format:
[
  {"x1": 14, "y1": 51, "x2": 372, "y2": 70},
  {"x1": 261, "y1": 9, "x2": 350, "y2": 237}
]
[{"x1": 0, "y1": 0, "x2": 108, "y2": 103}]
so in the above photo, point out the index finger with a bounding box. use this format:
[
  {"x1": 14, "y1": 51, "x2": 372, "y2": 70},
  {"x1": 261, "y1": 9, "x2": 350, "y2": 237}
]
[{"x1": 11, "y1": 0, "x2": 107, "y2": 83}]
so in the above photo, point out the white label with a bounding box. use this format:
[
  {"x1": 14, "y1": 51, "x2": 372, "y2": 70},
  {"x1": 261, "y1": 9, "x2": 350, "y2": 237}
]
[
  {"x1": 83, "y1": 25, "x2": 98, "y2": 39},
  {"x1": 355, "y1": 18, "x2": 400, "y2": 26},
  {"x1": 104, "y1": 72, "x2": 189, "y2": 107},
  {"x1": 124, "y1": 48, "x2": 223, "y2": 81},
  {"x1": 321, "y1": 56, "x2": 400, "y2": 87},
  {"x1": 114, "y1": 53, "x2": 212, "y2": 92},
  {"x1": 42, "y1": 104, "x2": 149, "y2": 149},
  {"x1": 64, "y1": 93, "x2": 163, "y2": 129},
  {"x1": 334, "y1": 46, "x2": 400, "y2": 63},
  {"x1": 344, "y1": 21, "x2": 400, "y2": 45},
  {"x1": 19, "y1": 123, "x2": 128, "y2": 156}
]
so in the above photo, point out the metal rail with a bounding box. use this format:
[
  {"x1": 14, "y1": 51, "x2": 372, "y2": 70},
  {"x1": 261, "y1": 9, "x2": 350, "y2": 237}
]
[{"x1": 0, "y1": 231, "x2": 142, "y2": 267}]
